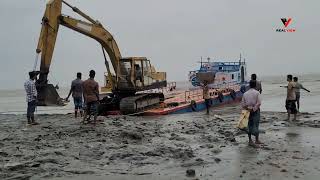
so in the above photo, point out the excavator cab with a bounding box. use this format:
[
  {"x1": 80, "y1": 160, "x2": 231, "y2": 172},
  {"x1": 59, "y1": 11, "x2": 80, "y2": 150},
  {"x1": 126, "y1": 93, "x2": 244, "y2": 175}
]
[{"x1": 117, "y1": 57, "x2": 167, "y2": 93}]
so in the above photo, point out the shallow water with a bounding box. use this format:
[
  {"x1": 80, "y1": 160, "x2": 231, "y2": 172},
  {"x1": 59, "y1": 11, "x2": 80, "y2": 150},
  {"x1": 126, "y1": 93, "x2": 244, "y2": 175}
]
[{"x1": 260, "y1": 74, "x2": 320, "y2": 113}]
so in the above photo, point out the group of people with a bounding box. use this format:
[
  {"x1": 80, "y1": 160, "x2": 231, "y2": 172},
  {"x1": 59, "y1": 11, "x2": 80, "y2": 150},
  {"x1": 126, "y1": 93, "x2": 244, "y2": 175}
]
[
  {"x1": 24, "y1": 70, "x2": 100, "y2": 125},
  {"x1": 202, "y1": 73, "x2": 310, "y2": 148},
  {"x1": 283, "y1": 75, "x2": 310, "y2": 121},
  {"x1": 241, "y1": 74, "x2": 310, "y2": 148},
  {"x1": 66, "y1": 70, "x2": 100, "y2": 124}
]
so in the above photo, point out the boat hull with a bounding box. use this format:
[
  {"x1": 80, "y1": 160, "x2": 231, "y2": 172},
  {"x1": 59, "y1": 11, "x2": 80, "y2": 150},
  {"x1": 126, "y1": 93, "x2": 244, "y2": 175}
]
[{"x1": 143, "y1": 90, "x2": 242, "y2": 116}]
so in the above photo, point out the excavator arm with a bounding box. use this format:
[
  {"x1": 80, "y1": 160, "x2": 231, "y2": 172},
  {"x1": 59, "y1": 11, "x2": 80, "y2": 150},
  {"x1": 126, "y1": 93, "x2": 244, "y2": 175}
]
[
  {"x1": 36, "y1": 0, "x2": 61, "y2": 85},
  {"x1": 35, "y1": 0, "x2": 122, "y2": 105},
  {"x1": 58, "y1": 15, "x2": 121, "y2": 74},
  {"x1": 35, "y1": 0, "x2": 62, "y2": 105}
]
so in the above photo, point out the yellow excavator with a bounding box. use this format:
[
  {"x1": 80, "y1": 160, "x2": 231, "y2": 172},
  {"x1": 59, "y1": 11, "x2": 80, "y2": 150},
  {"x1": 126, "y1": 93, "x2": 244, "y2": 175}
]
[{"x1": 35, "y1": 0, "x2": 167, "y2": 114}]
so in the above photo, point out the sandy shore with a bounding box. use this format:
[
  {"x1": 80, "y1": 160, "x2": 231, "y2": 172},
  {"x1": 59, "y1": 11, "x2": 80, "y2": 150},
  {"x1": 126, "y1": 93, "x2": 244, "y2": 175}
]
[{"x1": 1, "y1": 105, "x2": 320, "y2": 180}]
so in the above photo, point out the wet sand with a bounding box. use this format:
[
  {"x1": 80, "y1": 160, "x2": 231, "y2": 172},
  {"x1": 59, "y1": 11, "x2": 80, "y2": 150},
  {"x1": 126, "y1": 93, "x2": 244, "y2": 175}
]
[{"x1": 1, "y1": 105, "x2": 320, "y2": 180}]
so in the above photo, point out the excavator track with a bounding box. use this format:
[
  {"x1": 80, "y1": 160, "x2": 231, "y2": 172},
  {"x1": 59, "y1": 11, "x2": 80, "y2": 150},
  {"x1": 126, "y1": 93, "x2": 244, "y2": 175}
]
[{"x1": 120, "y1": 93, "x2": 164, "y2": 115}]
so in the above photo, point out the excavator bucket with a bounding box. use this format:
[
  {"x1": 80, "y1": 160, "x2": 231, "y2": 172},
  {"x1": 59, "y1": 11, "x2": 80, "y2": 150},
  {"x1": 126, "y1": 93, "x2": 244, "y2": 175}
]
[
  {"x1": 36, "y1": 83, "x2": 66, "y2": 106},
  {"x1": 196, "y1": 71, "x2": 216, "y2": 84}
]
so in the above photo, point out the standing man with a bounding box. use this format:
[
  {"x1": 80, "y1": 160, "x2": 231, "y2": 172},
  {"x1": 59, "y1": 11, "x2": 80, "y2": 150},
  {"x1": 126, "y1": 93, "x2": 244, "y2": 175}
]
[
  {"x1": 24, "y1": 71, "x2": 39, "y2": 125},
  {"x1": 135, "y1": 64, "x2": 143, "y2": 83},
  {"x1": 251, "y1": 74, "x2": 262, "y2": 94},
  {"x1": 66, "y1": 72, "x2": 83, "y2": 118},
  {"x1": 202, "y1": 81, "x2": 210, "y2": 115},
  {"x1": 241, "y1": 80, "x2": 262, "y2": 148},
  {"x1": 284, "y1": 75, "x2": 297, "y2": 121},
  {"x1": 83, "y1": 70, "x2": 100, "y2": 124},
  {"x1": 293, "y1": 77, "x2": 310, "y2": 111}
]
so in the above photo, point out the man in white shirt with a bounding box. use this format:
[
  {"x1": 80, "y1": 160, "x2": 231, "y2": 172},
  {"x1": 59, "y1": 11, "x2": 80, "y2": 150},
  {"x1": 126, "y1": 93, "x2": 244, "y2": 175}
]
[
  {"x1": 241, "y1": 80, "x2": 262, "y2": 147},
  {"x1": 24, "y1": 71, "x2": 38, "y2": 125}
]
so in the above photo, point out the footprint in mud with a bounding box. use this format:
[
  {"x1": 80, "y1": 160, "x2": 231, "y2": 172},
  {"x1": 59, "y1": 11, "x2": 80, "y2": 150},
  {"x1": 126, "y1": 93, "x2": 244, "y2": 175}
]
[
  {"x1": 286, "y1": 132, "x2": 300, "y2": 137},
  {"x1": 120, "y1": 130, "x2": 144, "y2": 140}
]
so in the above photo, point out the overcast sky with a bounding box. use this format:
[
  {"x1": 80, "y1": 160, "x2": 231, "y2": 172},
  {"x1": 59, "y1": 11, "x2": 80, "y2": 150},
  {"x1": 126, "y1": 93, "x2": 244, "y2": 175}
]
[{"x1": 0, "y1": 0, "x2": 319, "y2": 90}]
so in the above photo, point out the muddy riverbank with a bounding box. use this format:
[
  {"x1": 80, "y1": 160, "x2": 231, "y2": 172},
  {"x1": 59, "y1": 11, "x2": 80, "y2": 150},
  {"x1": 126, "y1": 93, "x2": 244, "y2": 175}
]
[{"x1": 1, "y1": 105, "x2": 320, "y2": 180}]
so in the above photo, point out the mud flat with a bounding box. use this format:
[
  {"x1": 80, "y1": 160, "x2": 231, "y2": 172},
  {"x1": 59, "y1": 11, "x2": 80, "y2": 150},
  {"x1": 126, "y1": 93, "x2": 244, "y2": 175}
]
[{"x1": 1, "y1": 105, "x2": 320, "y2": 180}]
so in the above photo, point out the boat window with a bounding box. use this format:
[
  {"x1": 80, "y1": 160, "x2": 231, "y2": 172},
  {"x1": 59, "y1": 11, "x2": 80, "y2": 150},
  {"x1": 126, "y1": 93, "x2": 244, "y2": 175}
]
[{"x1": 232, "y1": 74, "x2": 234, "y2": 79}]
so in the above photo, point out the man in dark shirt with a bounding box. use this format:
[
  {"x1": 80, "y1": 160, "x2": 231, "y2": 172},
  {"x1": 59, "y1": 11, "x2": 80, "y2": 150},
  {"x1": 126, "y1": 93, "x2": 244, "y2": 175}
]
[
  {"x1": 66, "y1": 72, "x2": 83, "y2": 118},
  {"x1": 83, "y1": 70, "x2": 99, "y2": 124},
  {"x1": 251, "y1": 74, "x2": 262, "y2": 94},
  {"x1": 202, "y1": 81, "x2": 210, "y2": 115}
]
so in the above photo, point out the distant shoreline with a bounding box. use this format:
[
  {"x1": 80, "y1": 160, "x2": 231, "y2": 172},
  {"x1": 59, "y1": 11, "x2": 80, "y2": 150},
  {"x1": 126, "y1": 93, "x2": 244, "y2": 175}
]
[{"x1": 1, "y1": 73, "x2": 320, "y2": 91}]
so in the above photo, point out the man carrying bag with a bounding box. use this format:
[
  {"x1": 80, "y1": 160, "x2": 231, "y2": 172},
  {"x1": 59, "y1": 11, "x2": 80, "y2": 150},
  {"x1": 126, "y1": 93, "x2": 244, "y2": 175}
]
[{"x1": 240, "y1": 80, "x2": 262, "y2": 148}]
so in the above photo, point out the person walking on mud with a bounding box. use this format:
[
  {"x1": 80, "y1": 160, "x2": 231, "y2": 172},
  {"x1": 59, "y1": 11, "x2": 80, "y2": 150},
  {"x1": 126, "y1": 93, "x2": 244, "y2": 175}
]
[
  {"x1": 282, "y1": 75, "x2": 298, "y2": 121},
  {"x1": 202, "y1": 81, "x2": 210, "y2": 115},
  {"x1": 24, "y1": 71, "x2": 39, "y2": 125},
  {"x1": 251, "y1": 74, "x2": 262, "y2": 94},
  {"x1": 66, "y1": 72, "x2": 84, "y2": 118},
  {"x1": 241, "y1": 80, "x2": 262, "y2": 148},
  {"x1": 83, "y1": 70, "x2": 100, "y2": 124},
  {"x1": 293, "y1": 77, "x2": 310, "y2": 111}
]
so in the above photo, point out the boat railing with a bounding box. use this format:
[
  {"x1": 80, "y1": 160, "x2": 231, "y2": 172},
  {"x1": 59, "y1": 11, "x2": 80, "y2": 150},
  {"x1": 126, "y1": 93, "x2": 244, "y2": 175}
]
[
  {"x1": 210, "y1": 80, "x2": 239, "y2": 89},
  {"x1": 185, "y1": 89, "x2": 203, "y2": 102},
  {"x1": 184, "y1": 81, "x2": 241, "y2": 103}
]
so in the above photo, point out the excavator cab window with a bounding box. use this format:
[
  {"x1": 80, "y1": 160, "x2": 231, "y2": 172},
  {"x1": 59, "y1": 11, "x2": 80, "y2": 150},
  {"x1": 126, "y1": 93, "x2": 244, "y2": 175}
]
[
  {"x1": 119, "y1": 60, "x2": 131, "y2": 80},
  {"x1": 143, "y1": 60, "x2": 153, "y2": 86},
  {"x1": 134, "y1": 61, "x2": 143, "y2": 87},
  {"x1": 143, "y1": 60, "x2": 150, "y2": 72},
  {"x1": 117, "y1": 60, "x2": 135, "y2": 89}
]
